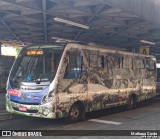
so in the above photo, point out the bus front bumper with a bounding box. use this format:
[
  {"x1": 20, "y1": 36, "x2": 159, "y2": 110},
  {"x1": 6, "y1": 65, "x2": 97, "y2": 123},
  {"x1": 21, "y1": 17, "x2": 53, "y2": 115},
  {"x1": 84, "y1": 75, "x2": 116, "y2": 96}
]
[{"x1": 6, "y1": 97, "x2": 56, "y2": 119}]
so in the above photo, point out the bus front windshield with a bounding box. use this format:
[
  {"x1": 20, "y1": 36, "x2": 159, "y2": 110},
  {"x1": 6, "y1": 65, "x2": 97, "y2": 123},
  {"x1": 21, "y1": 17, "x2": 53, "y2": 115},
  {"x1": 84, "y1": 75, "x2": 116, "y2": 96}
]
[{"x1": 9, "y1": 45, "x2": 64, "y2": 89}]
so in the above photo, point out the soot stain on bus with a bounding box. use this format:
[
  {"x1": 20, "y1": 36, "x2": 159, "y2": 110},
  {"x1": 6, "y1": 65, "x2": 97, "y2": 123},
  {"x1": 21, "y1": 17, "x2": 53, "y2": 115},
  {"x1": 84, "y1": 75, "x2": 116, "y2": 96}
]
[{"x1": 6, "y1": 43, "x2": 157, "y2": 122}]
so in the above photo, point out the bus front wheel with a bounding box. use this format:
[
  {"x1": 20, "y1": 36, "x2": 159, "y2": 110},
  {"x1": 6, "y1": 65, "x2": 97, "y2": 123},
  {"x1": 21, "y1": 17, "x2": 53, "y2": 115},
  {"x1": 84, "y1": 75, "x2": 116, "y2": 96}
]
[{"x1": 66, "y1": 103, "x2": 84, "y2": 123}]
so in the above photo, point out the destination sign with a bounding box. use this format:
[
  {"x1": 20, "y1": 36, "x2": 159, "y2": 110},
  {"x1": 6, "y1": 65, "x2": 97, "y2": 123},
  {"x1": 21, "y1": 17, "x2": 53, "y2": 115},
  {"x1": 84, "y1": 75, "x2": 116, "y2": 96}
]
[{"x1": 26, "y1": 50, "x2": 43, "y2": 55}]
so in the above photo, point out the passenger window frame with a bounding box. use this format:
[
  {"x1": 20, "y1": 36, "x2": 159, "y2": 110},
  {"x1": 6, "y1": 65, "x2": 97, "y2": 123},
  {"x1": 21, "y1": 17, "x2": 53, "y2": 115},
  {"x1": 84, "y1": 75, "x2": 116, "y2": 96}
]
[
  {"x1": 64, "y1": 52, "x2": 83, "y2": 79},
  {"x1": 134, "y1": 59, "x2": 145, "y2": 69},
  {"x1": 122, "y1": 57, "x2": 133, "y2": 69},
  {"x1": 146, "y1": 59, "x2": 155, "y2": 70},
  {"x1": 107, "y1": 55, "x2": 121, "y2": 69}
]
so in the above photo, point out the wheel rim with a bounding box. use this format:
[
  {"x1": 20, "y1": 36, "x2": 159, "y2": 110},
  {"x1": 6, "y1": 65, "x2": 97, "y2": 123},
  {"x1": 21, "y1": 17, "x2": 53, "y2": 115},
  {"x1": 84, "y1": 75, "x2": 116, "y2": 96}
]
[{"x1": 70, "y1": 106, "x2": 79, "y2": 120}]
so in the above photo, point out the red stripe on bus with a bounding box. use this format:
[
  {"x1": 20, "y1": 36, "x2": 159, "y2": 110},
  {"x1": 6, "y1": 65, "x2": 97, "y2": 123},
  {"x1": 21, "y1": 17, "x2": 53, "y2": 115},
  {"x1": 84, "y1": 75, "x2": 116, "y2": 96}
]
[{"x1": 9, "y1": 89, "x2": 19, "y2": 96}]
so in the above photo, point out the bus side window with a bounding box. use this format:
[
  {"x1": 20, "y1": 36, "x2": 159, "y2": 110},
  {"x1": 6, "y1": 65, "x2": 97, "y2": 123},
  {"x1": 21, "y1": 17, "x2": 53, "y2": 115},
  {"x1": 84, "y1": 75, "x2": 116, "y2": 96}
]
[
  {"x1": 64, "y1": 53, "x2": 82, "y2": 79},
  {"x1": 134, "y1": 59, "x2": 145, "y2": 69},
  {"x1": 146, "y1": 59, "x2": 155, "y2": 70},
  {"x1": 107, "y1": 56, "x2": 121, "y2": 68},
  {"x1": 122, "y1": 57, "x2": 132, "y2": 69}
]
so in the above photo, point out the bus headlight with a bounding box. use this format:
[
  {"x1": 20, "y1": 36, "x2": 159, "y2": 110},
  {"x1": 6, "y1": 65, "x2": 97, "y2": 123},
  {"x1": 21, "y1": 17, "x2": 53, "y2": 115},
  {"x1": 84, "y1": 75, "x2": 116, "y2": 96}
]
[{"x1": 41, "y1": 91, "x2": 54, "y2": 104}]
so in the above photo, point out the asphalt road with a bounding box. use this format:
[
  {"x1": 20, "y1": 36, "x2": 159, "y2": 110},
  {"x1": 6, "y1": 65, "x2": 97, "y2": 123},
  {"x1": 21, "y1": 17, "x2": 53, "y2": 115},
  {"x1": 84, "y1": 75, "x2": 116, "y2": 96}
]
[{"x1": 0, "y1": 95, "x2": 160, "y2": 139}]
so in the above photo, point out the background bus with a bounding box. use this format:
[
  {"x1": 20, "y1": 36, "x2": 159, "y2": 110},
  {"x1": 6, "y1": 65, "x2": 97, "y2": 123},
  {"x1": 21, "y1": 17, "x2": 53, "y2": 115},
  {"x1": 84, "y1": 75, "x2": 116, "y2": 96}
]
[{"x1": 6, "y1": 43, "x2": 157, "y2": 123}]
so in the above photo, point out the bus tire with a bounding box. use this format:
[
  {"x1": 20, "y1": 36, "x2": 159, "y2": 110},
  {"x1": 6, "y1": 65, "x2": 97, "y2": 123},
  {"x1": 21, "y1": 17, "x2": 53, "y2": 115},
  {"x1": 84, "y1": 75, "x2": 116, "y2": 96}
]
[
  {"x1": 66, "y1": 103, "x2": 84, "y2": 123},
  {"x1": 127, "y1": 95, "x2": 136, "y2": 110}
]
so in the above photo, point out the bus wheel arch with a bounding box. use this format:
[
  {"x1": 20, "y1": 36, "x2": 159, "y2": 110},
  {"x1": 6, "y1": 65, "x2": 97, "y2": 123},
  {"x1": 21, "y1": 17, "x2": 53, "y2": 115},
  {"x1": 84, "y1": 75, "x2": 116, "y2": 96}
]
[
  {"x1": 127, "y1": 94, "x2": 137, "y2": 110},
  {"x1": 66, "y1": 101, "x2": 85, "y2": 123}
]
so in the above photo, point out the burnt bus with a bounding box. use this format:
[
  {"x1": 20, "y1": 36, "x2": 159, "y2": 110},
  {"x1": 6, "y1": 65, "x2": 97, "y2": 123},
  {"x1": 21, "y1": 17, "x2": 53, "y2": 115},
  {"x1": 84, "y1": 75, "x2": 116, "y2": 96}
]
[
  {"x1": 0, "y1": 56, "x2": 15, "y2": 92},
  {"x1": 6, "y1": 43, "x2": 157, "y2": 123}
]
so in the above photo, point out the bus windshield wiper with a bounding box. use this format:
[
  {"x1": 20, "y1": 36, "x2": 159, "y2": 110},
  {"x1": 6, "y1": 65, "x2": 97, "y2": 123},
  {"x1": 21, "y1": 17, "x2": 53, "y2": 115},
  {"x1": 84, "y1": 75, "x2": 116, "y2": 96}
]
[{"x1": 25, "y1": 45, "x2": 41, "y2": 81}]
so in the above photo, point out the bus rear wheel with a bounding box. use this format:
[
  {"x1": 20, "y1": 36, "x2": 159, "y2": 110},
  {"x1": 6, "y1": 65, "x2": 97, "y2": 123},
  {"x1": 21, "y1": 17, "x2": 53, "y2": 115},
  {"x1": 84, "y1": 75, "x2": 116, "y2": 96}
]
[
  {"x1": 66, "y1": 103, "x2": 83, "y2": 123},
  {"x1": 127, "y1": 95, "x2": 136, "y2": 110}
]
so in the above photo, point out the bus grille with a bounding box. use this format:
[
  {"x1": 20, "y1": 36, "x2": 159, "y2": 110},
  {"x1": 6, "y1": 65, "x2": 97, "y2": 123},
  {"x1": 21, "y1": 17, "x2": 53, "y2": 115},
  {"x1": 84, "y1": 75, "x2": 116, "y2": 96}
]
[
  {"x1": 12, "y1": 107, "x2": 38, "y2": 113},
  {"x1": 10, "y1": 100, "x2": 40, "y2": 105}
]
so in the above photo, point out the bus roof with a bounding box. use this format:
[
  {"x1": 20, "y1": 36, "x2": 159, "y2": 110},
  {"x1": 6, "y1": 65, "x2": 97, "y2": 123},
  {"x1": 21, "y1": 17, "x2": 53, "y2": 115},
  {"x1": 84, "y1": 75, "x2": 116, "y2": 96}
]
[
  {"x1": 66, "y1": 43, "x2": 155, "y2": 58},
  {"x1": 23, "y1": 43, "x2": 155, "y2": 59}
]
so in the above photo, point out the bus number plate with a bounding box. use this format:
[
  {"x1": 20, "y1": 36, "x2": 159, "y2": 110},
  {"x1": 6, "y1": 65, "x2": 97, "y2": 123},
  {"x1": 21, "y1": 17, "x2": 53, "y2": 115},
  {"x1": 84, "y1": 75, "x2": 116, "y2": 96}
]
[{"x1": 18, "y1": 106, "x2": 27, "y2": 112}]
